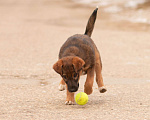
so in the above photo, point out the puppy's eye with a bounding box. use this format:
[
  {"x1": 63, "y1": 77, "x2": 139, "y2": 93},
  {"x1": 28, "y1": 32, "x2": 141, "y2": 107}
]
[{"x1": 74, "y1": 73, "x2": 77, "y2": 78}]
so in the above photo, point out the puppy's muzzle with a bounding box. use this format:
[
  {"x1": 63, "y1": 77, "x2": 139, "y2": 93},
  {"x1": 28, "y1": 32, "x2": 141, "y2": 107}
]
[{"x1": 68, "y1": 83, "x2": 79, "y2": 92}]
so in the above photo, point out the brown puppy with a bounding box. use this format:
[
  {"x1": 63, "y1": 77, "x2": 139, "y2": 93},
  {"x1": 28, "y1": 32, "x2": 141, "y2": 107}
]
[{"x1": 53, "y1": 8, "x2": 107, "y2": 105}]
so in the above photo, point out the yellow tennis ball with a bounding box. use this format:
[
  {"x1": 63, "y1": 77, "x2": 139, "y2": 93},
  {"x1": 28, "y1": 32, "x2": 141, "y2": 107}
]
[{"x1": 75, "y1": 92, "x2": 88, "y2": 105}]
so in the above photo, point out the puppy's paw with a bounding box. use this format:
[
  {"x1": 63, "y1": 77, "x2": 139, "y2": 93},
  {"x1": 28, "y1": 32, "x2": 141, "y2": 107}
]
[
  {"x1": 98, "y1": 86, "x2": 107, "y2": 93},
  {"x1": 58, "y1": 84, "x2": 66, "y2": 91},
  {"x1": 84, "y1": 88, "x2": 93, "y2": 95},
  {"x1": 65, "y1": 101, "x2": 74, "y2": 105}
]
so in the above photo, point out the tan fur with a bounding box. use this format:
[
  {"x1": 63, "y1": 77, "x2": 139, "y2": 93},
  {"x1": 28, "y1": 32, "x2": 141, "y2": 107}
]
[
  {"x1": 53, "y1": 59, "x2": 63, "y2": 75},
  {"x1": 72, "y1": 57, "x2": 85, "y2": 73}
]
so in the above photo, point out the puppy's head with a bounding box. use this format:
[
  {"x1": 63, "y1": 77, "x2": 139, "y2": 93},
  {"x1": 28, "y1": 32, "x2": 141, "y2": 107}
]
[{"x1": 53, "y1": 56, "x2": 85, "y2": 92}]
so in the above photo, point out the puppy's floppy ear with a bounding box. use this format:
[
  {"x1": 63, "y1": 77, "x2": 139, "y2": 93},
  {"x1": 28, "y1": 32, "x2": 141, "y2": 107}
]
[
  {"x1": 72, "y1": 57, "x2": 85, "y2": 72},
  {"x1": 53, "y1": 59, "x2": 63, "y2": 75}
]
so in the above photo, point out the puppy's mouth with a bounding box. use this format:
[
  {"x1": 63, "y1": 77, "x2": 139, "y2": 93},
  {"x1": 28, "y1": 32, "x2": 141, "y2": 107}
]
[{"x1": 68, "y1": 83, "x2": 79, "y2": 92}]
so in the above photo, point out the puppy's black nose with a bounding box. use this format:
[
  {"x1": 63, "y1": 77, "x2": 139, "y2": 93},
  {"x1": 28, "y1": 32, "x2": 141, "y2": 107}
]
[
  {"x1": 69, "y1": 89, "x2": 78, "y2": 92},
  {"x1": 68, "y1": 86, "x2": 78, "y2": 92}
]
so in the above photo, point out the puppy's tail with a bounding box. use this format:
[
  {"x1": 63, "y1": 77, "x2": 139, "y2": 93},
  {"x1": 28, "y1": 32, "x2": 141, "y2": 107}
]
[{"x1": 84, "y1": 7, "x2": 98, "y2": 37}]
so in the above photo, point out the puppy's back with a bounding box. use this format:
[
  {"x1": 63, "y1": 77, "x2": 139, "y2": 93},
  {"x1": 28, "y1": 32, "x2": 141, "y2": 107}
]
[
  {"x1": 59, "y1": 34, "x2": 95, "y2": 67},
  {"x1": 59, "y1": 8, "x2": 98, "y2": 68}
]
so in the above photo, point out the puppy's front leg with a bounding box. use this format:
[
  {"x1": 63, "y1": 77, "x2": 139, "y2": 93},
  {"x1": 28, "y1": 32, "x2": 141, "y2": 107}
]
[
  {"x1": 59, "y1": 79, "x2": 66, "y2": 91},
  {"x1": 84, "y1": 67, "x2": 95, "y2": 95},
  {"x1": 65, "y1": 85, "x2": 74, "y2": 105}
]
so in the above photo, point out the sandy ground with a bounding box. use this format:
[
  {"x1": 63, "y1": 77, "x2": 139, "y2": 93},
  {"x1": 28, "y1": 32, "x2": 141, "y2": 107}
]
[{"x1": 0, "y1": 0, "x2": 150, "y2": 120}]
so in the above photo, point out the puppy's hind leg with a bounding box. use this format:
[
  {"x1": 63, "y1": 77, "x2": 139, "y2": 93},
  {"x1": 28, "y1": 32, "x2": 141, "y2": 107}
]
[
  {"x1": 84, "y1": 67, "x2": 95, "y2": 95},
  {"x1": 59, "y1": 79, "x2": 66, "y2": 91},
  {"x1": 95, "y1": 52, "x2": 107, "y2": 93},
  {"x1": 96, "y1": 70, "x2": 107, "y2": 93}
]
